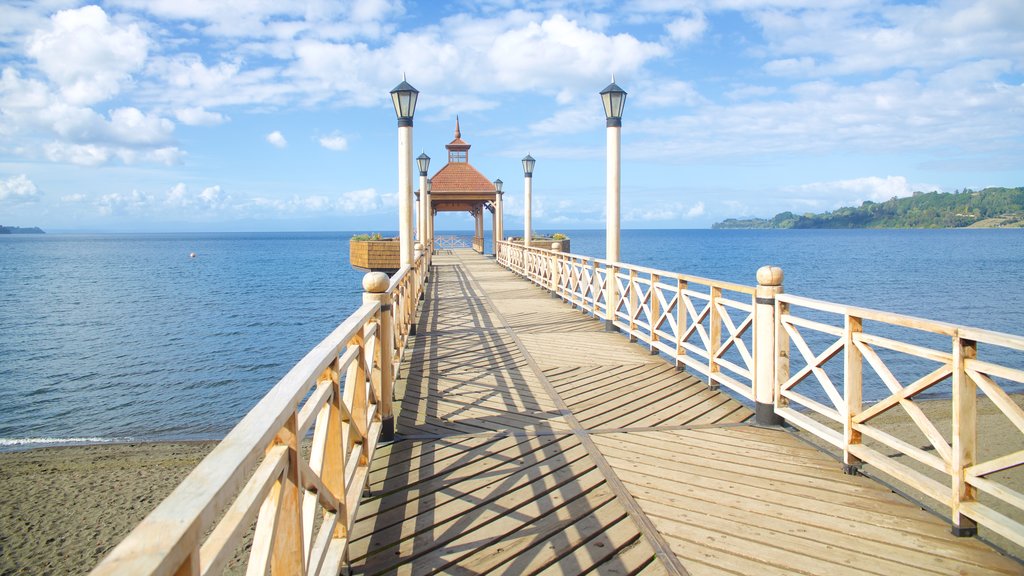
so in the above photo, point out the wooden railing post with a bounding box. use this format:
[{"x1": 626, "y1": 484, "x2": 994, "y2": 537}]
[
  {"x1": 676, "y1": 278, "x2": 688, "y2": 371},
  {"x1": 708, "y1": 286, "x2": 722, "y2": 390},
  {"x1": 844, "y1": 315, "x2": 863, "y2": 473},
  {"x1": 550, "y1": 244, "x2": 560, "y2": 298},
  {"x1": 649, "y1": 273, "x2": 660, "y2": 355},
  {"x1": 754, "y1": 266, "x2": 784, "y2": 425},
  {"x1": 628, "y1": 269, "x2": 639, "y2": 342},
  {"x1": 952, "y1": 334, "x2": 978, "y2": 536},
  {"x1": 363, "y1": 272, "x2": 395, "y2": 442},
  {"x1": 605, "y1": 264, "x2": 619, "y2": 332},
  {"x1": 271, "y1": 413, "x2": 305, "y2": 575}
]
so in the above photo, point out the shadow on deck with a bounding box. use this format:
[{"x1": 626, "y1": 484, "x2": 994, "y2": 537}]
[{"x1": 347, "y1": 251, "x2": 1022, "y2": 576}]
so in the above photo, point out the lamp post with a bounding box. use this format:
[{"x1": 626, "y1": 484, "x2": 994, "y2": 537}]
[
  {"x1": 522, "y1": 154, "x2": 535, "y2": 248},
  {"x1": 494, "y1": 178, "x2": 504, "y2": 252},
  {"x1": 391, "y1": 75, "x2": 418, "y2": 268},
  {"x1": 600, "y1": 77, "x2": 626, "y2": 332},
  {"x1": 417, "y1": 152, "x2": 430, "y2": 255},
  {"x1": 600, "y1": 77, "x2": 626, "y2": 262},
  {"x1": 426, "y1": 178, "x2": 433, "y2": 253}
]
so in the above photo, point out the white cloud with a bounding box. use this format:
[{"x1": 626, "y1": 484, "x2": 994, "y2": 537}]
[
  {"x1": 175, "y1": 106, "x2": 227, "y2": 126},
  {"x1": 43, "y1": 142, "x2": 110, "y2": 166},
  {"x1": 164, "y1": 182, "x2": 231, "y2": 210},
  {"x1": 27, "y1": 5, "x2": 149, "y2": 105},
  {"x1": 665, "y1": 11, "x2": 707, "y2": 44},
  {"x1": 764, "y1": 56, "x2": 817, "y2": 76},
  {"x1": 319, "y1": 134, "x2": 348, "y2": 151},
  {"x1": 42, "y1": 141, "x2": 184, "y2": 166},
  {"x1": 97, "y1": 189, "x2": 154, "y2": 215},
  {"x1": 488, "y1": 15, "x2": 668, "y2": 91},
  {"x1": 266, "y1": 130, "x2": 287, "y2": 148},
  {"x1": 788, "y1": 176, "x2": 935, "y2": 204},
  {"x1": 624, "y1": 201, "x2": 706, "y2": 222},
  {"x1": 107, "y1": 107, "x2": 174, "y2": 145},
  {"x1": 0, "y1": 174, "x2": 41, "y2": 204},
  {"x1": 335, "y1": 188, "x2": 381, "y2": 212}
]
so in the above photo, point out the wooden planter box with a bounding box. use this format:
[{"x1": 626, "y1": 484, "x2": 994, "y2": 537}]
[{"x1": 350, "y1": 238, "x2": 400, "y2": 274}]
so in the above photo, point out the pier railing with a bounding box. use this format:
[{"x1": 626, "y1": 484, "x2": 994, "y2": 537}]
[
  {"x1": 433, "y1": 235, "x2": 470, "y2": 251},
  {"x1": 497, "y1": 240, "x2": 758, "y2": 401},
  {"x1": 497, "y1": 239, "x2": 1024, "y2": 549},
  {"x1": 91, "y1": 251, "x2": 427, "y2": 575}
]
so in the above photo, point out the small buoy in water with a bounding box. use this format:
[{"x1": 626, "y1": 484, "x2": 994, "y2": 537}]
[{"x1": 189, "y1": 252, "x2": 197, "y2": 258}]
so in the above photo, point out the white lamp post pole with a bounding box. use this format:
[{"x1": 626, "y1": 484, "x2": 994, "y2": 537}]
[
  {"x1": 600, "y1": 78, "x2": 626, "y2": 263},
  {"x1": 522, "y1": 155, "x2": 535, "y2": 248},
  {"x1": 417, "y1": 152, "x2": 430, "y2": 258},
  {"x1": 494, "y1": 179, "x2": 504, "y2": 254},
  {"x1": 391, "y1": 76, "x2": 419, "y2": 269},
  {"x1": 426, "y1": 179, "x2": 433, "y2": 256},
  {"x1": 600, "y1": 78, "x2": 626, "y2": 331}
]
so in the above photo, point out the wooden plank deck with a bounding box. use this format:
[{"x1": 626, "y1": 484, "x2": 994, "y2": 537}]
[{"x1": 349, "y1": 250, "x2": 1022, "y2": 575}]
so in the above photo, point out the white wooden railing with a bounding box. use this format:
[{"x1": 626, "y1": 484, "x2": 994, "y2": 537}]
[
  {"x1": 496, "y1": 239, "x2": 1023, "y2": 548},
  {"x1": 497, "y1": 240, "x2": 757, "y2": 401},
  {"x1": 433, "y1": 235, "x2": 470, "y2": 251},
  {"x1": 775, "y1": 294, "x2": 1024, "y2": 546},
  {"x1": 91, "y1": 251, "x2": 428, "y2": 576}
]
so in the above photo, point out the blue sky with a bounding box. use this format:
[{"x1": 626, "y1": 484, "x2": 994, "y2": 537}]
[{"x1": 1, "y1": 0, "x2": 1022, "y2": 232}]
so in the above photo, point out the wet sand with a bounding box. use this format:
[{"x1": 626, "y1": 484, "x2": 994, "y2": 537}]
[{"x1": 0, "y1": 441, "x2": 215, "y2": 575}]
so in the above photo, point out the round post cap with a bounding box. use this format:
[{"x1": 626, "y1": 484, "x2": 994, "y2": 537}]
[
  {"x1": 363, "y1": 271, "x2": 390, "y2": 293},
  {"x1": 756, "y1": 265, "x2": 784, "y2": 286}
]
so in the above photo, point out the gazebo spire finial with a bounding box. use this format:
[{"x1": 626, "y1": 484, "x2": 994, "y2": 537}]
[{"x1": 455, "y1": 115, "x2": 461, "y2": 139}]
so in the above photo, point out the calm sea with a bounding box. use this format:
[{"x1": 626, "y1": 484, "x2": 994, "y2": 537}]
[{"x1": 1, "y1": 229, "x2": 1022, "y2": 449}]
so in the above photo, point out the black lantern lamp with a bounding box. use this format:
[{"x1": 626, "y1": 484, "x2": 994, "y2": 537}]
[
  {"x1": 390, "y1": 75, "x2": 419, "y2": 127},
  {"x1": 417, "y1": 152, "x2": 430, "y2": 177},
  {"x1": 599, "y1": 76, "x2": 627, "y2": 127},
  {"x1": 522, "y1": 154, "x2": 535, "y2": 178}
]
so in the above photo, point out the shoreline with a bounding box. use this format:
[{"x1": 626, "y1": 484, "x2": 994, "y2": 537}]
[{"x1": 2, "y1": 395, "x2": 1021, "y2": 573}]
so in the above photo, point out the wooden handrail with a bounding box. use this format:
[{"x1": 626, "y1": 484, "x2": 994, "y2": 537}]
[
  {"x1": 497, "y1": 240, "x2": 758, "y2": 401},
  {"x1": 91, "y1": 253, "x2": 427, "y2": 575},
  {"x1": 496, "y1": 239, "x2": 1024, "y2": 547}
]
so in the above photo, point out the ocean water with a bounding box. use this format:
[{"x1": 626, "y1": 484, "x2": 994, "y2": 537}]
[{"x1": 1, "y1": 229, "x2": 1022, "y2": 449}]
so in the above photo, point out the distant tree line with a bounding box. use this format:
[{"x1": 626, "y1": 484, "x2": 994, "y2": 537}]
[
  {"x1": 713, "y1": 187, "x2": 1024, "y2": 229},
  {"x1": 0, "y1": 225, "x2": 45, "y2": 234}
]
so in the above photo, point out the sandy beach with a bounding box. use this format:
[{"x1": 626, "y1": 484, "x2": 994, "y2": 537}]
[
  {"x1": 1, "y1": 395, "x2": 1021, "y2": 574},
  {"x1": 0, "y1": 441, "x2": 215, "y2": 575}
]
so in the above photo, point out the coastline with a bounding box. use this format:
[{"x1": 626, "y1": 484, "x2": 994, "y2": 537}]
[{"x1": 2, "y1": 396, "x2": 1021, "y2": 573}]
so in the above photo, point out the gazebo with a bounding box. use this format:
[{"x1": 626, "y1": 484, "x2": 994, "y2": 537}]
[{"x1": 425, "y1": 118, "x2": 502, "y2": 253}]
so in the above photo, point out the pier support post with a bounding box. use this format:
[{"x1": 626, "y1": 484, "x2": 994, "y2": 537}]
[
  {"x1": 605, "y1": 264, "x2": 619, "y2": 332},
  {"x1": 952, "y1": 336, "x2": 978, "y2": 536},
  {"x1": 754, "y1": 266, "x2": 784, "y2": 426},
  {"x1": 363, "y1": 272, "x2": 395, "y2": 442}
]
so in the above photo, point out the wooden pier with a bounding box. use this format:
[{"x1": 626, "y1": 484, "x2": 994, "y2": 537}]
[
  {"x1": 346, "y1": 250, "x2": 1020, "y2": 575},
  {"x1": 92, "y1": 243, "x2": 1024, "y2": 576}
]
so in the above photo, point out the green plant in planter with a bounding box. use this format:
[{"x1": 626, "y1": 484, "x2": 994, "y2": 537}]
[
  {"x1": 551, "y1": 233, "x2": 568, "y2": 240},
  {"x1": 351, "y1": 232, "x2": 384, "y2": 241}
]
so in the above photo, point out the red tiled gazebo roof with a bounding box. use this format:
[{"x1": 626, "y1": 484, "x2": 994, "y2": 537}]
[
  {"x1": 429, "y1": 117, "x2": 496, "y2": 197},
  {"x1": 431, "y1": 162, "x2": 496, "y2": 194}
]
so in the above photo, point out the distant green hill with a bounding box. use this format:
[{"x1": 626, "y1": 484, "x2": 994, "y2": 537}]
[
  {"x1": 713, "y1": 187, "x2": 1024, "y2": 229},
  {"x1": 0, "y1": 225, "x2": 45, "y2": 234}
]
